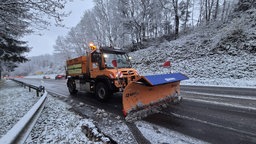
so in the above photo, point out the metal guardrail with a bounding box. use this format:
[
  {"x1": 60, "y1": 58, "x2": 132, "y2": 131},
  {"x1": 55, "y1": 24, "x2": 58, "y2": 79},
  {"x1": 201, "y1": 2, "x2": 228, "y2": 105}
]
[
  {"x1": 12, "y1": 79, "x2": 45, "y2": 96},
  {"x1": 0, "y1": 80, "x2": 48, "y2": 144}
]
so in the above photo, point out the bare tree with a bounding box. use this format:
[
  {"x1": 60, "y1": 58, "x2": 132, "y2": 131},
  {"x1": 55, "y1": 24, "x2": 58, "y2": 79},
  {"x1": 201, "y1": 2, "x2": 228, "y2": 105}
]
[
  {"x1": 0, "y1": 0, "x2": 68, "y2": 36},
  {"x1": 214, "y1": 0, "x2": 220, "y2": 20},
  {"x1": 53, "y1": 0, "x2": 239, "y2": 56},
  {"x1": 54, "y1": 36, "x2": 73, "y2": 60}
]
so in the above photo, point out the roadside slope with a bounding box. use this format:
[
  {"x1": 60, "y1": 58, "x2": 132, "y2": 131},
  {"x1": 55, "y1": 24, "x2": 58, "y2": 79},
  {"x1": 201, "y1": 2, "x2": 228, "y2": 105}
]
[{"x1": 130, "y1": 8, "x2": 256, "y2": 87}]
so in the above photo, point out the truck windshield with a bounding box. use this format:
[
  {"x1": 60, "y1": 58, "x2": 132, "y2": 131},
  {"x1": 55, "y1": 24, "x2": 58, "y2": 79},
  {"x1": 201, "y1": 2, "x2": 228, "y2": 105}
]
[{"x1": 103, "y1": 53, "x2": 131, "y2": 68}]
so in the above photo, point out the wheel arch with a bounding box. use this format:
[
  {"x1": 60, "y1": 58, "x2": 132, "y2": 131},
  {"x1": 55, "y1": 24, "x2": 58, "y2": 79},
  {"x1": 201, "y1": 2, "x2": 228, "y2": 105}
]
[
  {"x1": 95, "y1": 75, "x2": 112, "y2": 90},
  {"x1": 67, "y1": 77, "x2": 78, "y2": 95},
  {"x1": 94, "y1": 75, "x2": 115, "y2": 101}
]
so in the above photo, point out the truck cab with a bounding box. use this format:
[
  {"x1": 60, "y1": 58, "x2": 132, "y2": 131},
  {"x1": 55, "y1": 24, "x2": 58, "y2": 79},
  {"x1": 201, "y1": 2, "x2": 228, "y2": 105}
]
[{"x1": 66, "y1": 46, "x2": 139, "y2": 101}]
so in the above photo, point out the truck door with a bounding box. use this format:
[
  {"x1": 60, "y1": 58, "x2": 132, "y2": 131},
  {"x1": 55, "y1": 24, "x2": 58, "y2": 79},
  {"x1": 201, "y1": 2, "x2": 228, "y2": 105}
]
[{"x1": 90, "y1": 51, "x2": 102, "y2": 78}]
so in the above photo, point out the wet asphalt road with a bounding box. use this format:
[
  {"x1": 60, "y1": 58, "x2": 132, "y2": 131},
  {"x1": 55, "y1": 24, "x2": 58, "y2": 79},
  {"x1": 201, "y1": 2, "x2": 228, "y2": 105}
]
[{"x1": 16, "y1": 78, "x2": 256, "y2": 144}]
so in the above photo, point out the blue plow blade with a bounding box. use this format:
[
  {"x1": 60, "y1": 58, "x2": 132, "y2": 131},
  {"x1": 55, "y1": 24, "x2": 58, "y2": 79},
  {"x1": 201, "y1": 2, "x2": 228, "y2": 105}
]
[{"x1": 139, "y1": 73, "x2": 189, "y2": 86}]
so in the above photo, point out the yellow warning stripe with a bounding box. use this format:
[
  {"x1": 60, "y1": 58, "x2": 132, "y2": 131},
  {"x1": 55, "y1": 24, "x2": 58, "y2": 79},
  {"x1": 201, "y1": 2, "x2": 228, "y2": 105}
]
[
  {"x1": 67, "y1": 64, "x2": 82, "y2": 69},
  {"x1": 67, "y1": 64, "x2": 82, "y2": 74}
]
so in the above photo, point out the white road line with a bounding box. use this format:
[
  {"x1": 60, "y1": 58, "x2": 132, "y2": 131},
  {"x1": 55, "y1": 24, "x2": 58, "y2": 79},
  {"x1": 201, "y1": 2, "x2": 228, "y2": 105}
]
[
  {"x1": 168, "y1": 112, "x2": 256, "y2": 137},
  {"x1": 183, "y1": 91, "x2": 256, "y2": 101},
  {"x1": 184, "y1": 97, "x2": 256, "y2": 111}
]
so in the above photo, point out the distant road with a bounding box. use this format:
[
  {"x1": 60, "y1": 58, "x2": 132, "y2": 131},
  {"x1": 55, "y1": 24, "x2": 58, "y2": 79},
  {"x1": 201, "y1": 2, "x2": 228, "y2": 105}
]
[{"x1": 16, "y1": 78, "x2": 256, "y2": 144}]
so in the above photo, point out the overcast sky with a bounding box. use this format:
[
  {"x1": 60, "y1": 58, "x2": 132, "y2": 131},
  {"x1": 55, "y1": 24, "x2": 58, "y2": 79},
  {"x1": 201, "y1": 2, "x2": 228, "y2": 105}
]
[{"x1": 23, "y1": 0, "x2": 94, "y2": 57}]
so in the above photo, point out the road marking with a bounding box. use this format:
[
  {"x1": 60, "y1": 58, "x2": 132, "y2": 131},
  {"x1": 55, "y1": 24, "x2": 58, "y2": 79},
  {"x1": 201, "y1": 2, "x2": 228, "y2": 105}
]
[
  {"x1": 167, "y1": 112, "x2": 256, "y2": 137},
  {"x1": 183, "y1": 91, "x2": 256, "y2": 101},
  {"x1": 184, "y1": 97, "x2": 256, "y2": 111}
]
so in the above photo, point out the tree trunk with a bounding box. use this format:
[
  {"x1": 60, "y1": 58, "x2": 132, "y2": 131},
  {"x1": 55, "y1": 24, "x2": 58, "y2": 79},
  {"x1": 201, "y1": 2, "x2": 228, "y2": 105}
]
[
  {"x1": 221, "y1": 0, "x2": 226, "y2": 21},
  {"x1": 208, "y1": 0, "x2": 214, "y2": 21},
  {"x1": 192, "y1": 0, "x2": 195, "y2": 27},
  {"x1": 214, "y1": 0, "x2": 219, "y2": 20},
  {"x1": 184, "y1": 0, "x2": 190, "y2": 32},
  {"x1": 172, "y1": 0, "x2": 179, "y2": 38},
  {"x1": 175, "y1": 14, "x2": 179, "y2": 37},
  {"x1": 0, "y1": 62, "x2": 2, "y2": 80},
  {"x1": 197, "y1": 0, "x2": 203, "y2": 25},
  {"x1": 141, "y1": 22, "x2": 146, "y2": 40},
  {"x1": 205, "y1": 0, "x2": 208, "y2": 23}
]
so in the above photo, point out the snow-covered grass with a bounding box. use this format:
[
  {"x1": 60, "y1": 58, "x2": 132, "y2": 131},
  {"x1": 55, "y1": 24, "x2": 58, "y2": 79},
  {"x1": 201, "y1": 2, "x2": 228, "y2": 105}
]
[
  {"x1": 0, "y1": 80, "x2": 40, "y2": 138},
  {"x1": 130, "y1": 46, "x2": 256, "y2": 88},
  {"x1": 130, "y1": 9, "x2": 256, "y2": 88},
  {"x1": 181, "y1": 77, "x2": 256, "y2": 88},
  {"x1": 0, "y1": 80, "x2": 110, "y2": 143},
  {"x1": 25, "y1": 95, "x2": 94, "y2": 143}
]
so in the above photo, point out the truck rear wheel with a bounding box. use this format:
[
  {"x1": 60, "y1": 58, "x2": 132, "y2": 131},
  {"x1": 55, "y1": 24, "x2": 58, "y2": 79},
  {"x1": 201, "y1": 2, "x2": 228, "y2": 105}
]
[
  {"x1": 95, "y1": 82, "x2": 110, "y2": 101},
  {"x1": 67, "y1": 79, "x2": 77, "y2": 95}
]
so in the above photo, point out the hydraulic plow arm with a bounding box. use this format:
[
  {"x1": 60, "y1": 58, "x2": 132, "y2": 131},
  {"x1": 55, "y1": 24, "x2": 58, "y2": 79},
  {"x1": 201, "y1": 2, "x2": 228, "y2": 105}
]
[{"x1": 122, "y1": 73, "x2": 188, "y2": 122}]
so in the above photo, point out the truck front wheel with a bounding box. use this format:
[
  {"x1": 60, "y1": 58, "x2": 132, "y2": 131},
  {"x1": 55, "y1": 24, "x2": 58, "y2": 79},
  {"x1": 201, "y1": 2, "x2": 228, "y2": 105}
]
[
  {"x1": 95, "y1": 82, "x2": 110, "y2": 101},
  {"x1": 67, "y1": 79, "x2": 77, "y2": 95}
]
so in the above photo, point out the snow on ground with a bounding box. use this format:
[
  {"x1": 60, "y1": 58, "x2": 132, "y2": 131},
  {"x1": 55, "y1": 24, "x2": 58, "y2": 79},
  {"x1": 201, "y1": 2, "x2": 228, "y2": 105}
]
[
  {"x1": 0, "y1": 80, "x2": 109, "y2": 143},
  {"x1": 25, "y1": 95, "x2": 94, "y2": 144},
  {"x1": 181, "y1": 77, "x2": 256, "y2": 88},
  {"x1": 130, "y1": 34, "x2": 256, "y2": 88},
  {"x1": 129, "y1": 25, "x2": 256, "y2": 88},
  {"x1": 129, "y1": 9, "x2": 256, "y2": 88},
  {"x1": 0, "y1": 80, "x2": 40, "y2": 138}
]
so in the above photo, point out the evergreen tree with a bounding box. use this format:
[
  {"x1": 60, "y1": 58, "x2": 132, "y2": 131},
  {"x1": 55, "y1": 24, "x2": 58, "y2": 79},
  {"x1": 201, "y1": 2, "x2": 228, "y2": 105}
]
[{"x1": 0, "y1": 35, "x2": 29, "y2": 78}]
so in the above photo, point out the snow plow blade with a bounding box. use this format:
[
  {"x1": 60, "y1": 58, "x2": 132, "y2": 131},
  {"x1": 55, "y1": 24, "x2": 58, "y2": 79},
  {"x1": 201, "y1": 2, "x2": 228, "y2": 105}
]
[{"x1": 123, "y1": 73, "x2": 188, "y2": 122}]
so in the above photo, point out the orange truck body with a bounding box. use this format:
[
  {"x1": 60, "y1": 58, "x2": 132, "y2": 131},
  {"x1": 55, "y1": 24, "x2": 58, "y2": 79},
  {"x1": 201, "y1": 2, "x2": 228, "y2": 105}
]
[{"x1": 66, "y1": 47, "x2": 139, "y2": 98}]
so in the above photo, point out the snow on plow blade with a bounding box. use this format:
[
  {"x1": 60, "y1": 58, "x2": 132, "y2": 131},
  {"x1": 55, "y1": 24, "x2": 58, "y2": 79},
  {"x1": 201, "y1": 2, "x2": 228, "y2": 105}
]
[{"x1": 123, "y1": 73, "x2": 188, "y2": 122}]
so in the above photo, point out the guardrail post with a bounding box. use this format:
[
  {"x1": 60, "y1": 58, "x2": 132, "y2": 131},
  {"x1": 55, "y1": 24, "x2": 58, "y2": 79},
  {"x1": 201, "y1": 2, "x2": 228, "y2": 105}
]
[{"x1": 36, "y1": 90, "x2": 39, "y2": 97}]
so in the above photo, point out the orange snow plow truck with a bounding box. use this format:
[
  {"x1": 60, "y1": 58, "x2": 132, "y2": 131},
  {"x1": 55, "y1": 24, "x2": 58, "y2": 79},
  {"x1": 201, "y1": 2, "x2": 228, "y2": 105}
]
[{"x1": 66, "y1": 44, "x2": 188, "y2": 121}]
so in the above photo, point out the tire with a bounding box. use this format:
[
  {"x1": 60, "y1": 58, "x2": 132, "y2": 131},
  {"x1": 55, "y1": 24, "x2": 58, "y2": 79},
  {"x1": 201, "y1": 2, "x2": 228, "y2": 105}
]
[
  {"x1": 95, "y1": 82, "x2": 110, "y2": 101},
  {"x1": 67, "y1": 79, "x2": 77, "y2": 95}
]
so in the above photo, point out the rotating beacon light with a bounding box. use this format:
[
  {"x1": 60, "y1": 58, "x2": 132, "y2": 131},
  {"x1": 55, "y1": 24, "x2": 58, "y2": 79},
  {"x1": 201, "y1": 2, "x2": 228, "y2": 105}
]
[{"x1": 89, "y1": 42, "x2": 97, "y2": 51}]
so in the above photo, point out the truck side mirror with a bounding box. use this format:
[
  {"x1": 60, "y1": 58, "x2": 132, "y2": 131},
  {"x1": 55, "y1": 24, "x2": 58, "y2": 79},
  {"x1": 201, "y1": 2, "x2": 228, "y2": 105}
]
[{"x1": 112, "y1": 60, "x2": 117, "y2": 67}]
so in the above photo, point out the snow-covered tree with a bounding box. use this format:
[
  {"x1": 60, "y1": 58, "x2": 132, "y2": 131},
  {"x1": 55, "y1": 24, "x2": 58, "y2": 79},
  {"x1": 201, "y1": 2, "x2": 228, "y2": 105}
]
[{"x1": 53, "y1": 0, "x2": 241, "y2": 56}]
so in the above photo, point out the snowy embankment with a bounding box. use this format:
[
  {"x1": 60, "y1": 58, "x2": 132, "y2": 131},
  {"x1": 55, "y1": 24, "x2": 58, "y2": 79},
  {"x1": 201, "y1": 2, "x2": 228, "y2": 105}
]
[
  {"x1": 0, "y1": 80, "x2": 207, "y2": 144},
  {"x1": 130, "y1": 41, "x2": 256, "y2": 88},
  {"x1": 130, "y1": 10, "x2": 256, "y2": 88}
]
